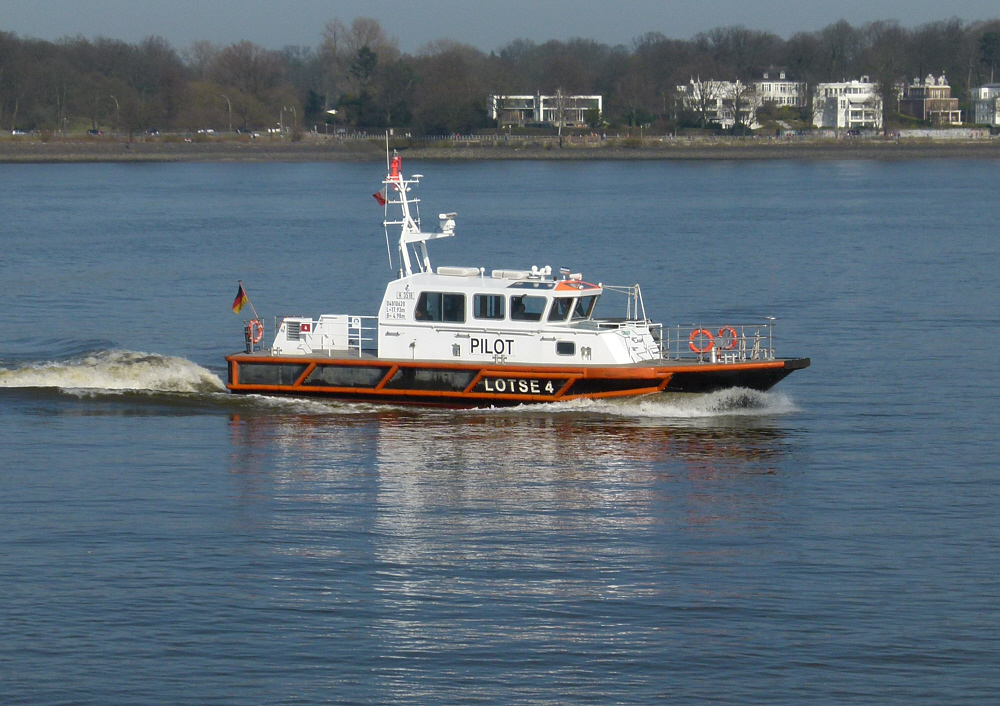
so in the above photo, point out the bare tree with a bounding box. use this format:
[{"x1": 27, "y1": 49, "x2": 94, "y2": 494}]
[
  {"x1": 551, "y1": 87, "x2": 569, "y2": 145},
  {"x1": 182, "y1": 40, "x2": 217, "y2": 79},
  {"x1": 980, "y1": 28, "x2": 1000, "y2": 82},
  {"x1": 721, "y1": 80, "x2": 759, "y2": 132},
  {"x1": 691, "y1": 78, "x2": 724, "y2": 128},
  {"x1": 865, "y1": 21, "x2": 908, "y2": 133}
]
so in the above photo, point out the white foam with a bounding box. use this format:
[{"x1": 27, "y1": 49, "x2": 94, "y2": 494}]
[
  {"x1": 477, "y1": 387, "x2": 798, "y2": 419},
  {"x1": 238, "y1": 393, "x2": 384, "y2": 415},
  {"x1": 0, "y1": 350, "x2": 225, "y2": 394}
]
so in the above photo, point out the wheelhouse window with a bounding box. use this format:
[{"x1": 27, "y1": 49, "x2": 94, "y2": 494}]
[
  {"x1": 548, "y1": 298, "x2": 574, "y2": 322},
  {"x1": 473, "y1": 294, "x2": 505, "y2": 320},
  {"x1": 414, "y1": 292, "x2": 466, "y2": 323},
  {"x1": 572, "y1": 295, "x2": 598, "y2": 320},
  {"x1": 509, "y1": 294, "x2": 547, "y2": 322}
]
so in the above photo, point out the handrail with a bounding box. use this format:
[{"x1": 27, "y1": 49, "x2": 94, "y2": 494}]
[
  {"x1": 660, "y1": 322, "x2": 776, "y2": 363},
  {"x1": 243, "y1": 318, "x2": 268, "y2": 353},
  {"x1": 601, "y1": 284, "x2": 647, "y2": 321},
  {"x1": 348, "y1": 315, "x2": 379, "y2": 353}
]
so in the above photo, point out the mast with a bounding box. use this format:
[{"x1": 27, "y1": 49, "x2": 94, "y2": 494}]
[{"x1": 381, "y1": 153, "x2": 456, "y2": 277}]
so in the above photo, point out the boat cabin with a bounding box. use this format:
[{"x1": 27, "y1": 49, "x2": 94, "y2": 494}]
[{"x1": 269, "y1": 156, "x2": 661, "y2": 365}]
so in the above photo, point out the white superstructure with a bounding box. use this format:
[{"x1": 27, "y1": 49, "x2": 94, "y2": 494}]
[{"x1": 269, "y1": 155, "x2": 662, "y2": 366}]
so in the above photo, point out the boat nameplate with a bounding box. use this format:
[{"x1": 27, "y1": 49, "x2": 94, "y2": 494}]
[{"x1": 473, "y1": 376, "x2": 565, "y2": 396}]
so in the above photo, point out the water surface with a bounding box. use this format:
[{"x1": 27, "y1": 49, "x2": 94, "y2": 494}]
[{"x1": 1, "y1": 160, "x2": 998, "y2": 704}]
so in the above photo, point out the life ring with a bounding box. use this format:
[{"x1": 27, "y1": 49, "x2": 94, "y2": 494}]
[
  {"x1": 717, "y1": 326, "x2": 739, "y2": 351},
  {"x1": 249, "y1": 319, "x2": 264, "y2": 344},
  {"x1": 688, "y1": 328, "x2": 714, "y2": 353}
]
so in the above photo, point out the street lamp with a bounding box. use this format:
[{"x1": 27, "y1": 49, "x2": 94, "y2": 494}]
[
  {"x1": 220, "y1": 94, "x2": 232, "y2": 132},
  {"x1": 110, "y1": 95, "x2": 120, "y2": 133}
]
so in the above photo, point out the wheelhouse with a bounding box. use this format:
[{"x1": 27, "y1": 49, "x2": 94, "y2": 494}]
[{"x1": 406, "y1": 276, "x2": 602, "y2": 327}]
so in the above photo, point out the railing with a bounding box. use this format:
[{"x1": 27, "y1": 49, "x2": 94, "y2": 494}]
[
  {"x1": 659, "y1": 321, "x2": 776, "y2": 363},
  {"x1": 602, "y1": 284, "x2": 649, "y2": 322},
  {"x1": 243, "y1": 318, "x2": 268, "y2": 353},
  {"x1": 347, "y1": 316, "x2": 379, "y2": 354}
]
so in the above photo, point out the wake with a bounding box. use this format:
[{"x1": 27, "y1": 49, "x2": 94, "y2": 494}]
[
  {"x1": 480, "y1": 387, "x2": 798, "y2": 419},
  {"x1": 0, "y1": 349, "x2": 225, "y2": 394}
]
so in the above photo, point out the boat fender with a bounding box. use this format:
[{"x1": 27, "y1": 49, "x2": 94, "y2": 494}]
[
  {"x1": 688, "y1": 328, "x2": 714, "y2": 354},
  {"x1": 248, "y1": 319, "x2": 264, "y2": 345},
  {"x1": 717, "y1": 326, "x2": 739, "y2": 351}
]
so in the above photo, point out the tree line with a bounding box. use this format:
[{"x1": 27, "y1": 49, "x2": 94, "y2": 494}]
[{"x1": 2, "y1": 16, "x2": 999, "y2": 135}]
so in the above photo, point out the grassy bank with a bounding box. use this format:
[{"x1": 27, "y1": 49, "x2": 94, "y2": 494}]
[{"x1": 2, "y1": 134, "x2": 999, "y2": 163}]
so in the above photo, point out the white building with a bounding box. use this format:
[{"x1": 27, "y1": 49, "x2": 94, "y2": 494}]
[
  {"x1": 970, "y1": 83, "x2": 1000, "y2": 126},
  {"x1": 812, "y1": 77, "x2": 883, "y2": 130},
  {"x1": 753, "y1": 70, "x2": 807, "y2": 108},
  {"x1": 675, "y1": 78, "x2": 762, "y2": 129},
  {"x1": 491, "y1": 94, "x2": 602, "y2": 127}
]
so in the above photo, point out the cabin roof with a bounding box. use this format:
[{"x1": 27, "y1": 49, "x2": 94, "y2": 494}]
[{"x1": 389, "y1": 269, "x2": 601, "y2": 294}]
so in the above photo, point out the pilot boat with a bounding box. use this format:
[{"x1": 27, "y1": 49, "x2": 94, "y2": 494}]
[{"x1": 225, "y1": 156, "x2": 809, "y2": 407}]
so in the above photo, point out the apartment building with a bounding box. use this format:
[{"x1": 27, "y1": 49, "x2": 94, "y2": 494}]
[
  {"x1": 812, "y1": 77, "x2": 883, "y2": 130},
  {"x1": 970, "y1": 83, "x2": 1000, "y2": 126}
]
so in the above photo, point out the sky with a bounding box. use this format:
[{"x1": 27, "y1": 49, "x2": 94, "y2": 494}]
[{"x1": 1, "y1": 0, "x2": 998, "y2": 53}]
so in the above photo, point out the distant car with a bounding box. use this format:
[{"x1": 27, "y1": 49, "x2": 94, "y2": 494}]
[
  {"x1": 197, "y1": 129, "x2": 215, "y2": 135},
  {"x1": 11, "y1": 129, "x2": 27, "y2": 135},
  {"x1": 147, "y1": 129, "x2": 160, "y2": 136},
  {"x1": 87, "y1": 129, "x2": 104, "y2": 136}
]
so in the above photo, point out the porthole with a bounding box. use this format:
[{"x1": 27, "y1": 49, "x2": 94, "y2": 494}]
[{"x1": 556, "y1": 341, "x2": 575, "y2": 356}]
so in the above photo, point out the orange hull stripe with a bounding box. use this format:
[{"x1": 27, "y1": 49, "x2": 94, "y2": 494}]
[{"x1": 225, "y1": 354, "x2": 786, "y2": 378}]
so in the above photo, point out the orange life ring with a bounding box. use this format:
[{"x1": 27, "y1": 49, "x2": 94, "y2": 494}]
[
  {"x1": 688, "y1": 328, "x2": 714, "y2": 354},
  {"x1": 249, "y1": 319, "x2": 264, "y2": 344},
  {"x1": 717, "y1": 326, "x2": 739, "y2": 351}
]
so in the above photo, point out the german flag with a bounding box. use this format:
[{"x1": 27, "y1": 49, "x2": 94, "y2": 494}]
[{"x1": 232, "y1": 282, "x2": 249, "y2": 314}]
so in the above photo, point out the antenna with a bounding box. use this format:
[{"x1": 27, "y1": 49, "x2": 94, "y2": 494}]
[
  {"x1": 385, "y1": 131, "x2": 390, "y2": 171},
  {"x1": 383, "y1": 224, "x2": 393, "y2": 271}
]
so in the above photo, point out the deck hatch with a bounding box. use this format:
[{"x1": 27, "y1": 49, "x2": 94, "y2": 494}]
[
  {"x1": 383, "y1": 367, "x2": 477, "y2": 392},
  {"x1": 237, "y1": 363, "x2": 309, "y2": 386},
  {"x1": 302, "y1": 365, "x2": 390, "y2": 388}
]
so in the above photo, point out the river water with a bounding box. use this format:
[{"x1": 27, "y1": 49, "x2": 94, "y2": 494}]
[{"x1": 1, "y1": 160, "x2": 998, "y2": 704}]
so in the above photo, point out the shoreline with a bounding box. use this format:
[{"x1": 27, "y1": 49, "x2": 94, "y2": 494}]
[{"x1": 2, "y1": 136, "x2": 999, "y2": 163}]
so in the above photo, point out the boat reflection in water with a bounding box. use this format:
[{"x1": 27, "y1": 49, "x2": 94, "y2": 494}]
[
  {"x1": 225, "y1": 392, "x2": 802, "y2": 699},
  {"x1": 226, "y1": 389, "x2": 800, "y2": 541}
]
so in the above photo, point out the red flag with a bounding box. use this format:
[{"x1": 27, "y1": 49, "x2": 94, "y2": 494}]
[
  {"x1": 232, "y1": 283, "x2": 249, "y2": 314},
  {"x1": 373, "y1": 189, "x2": 387, "y2": 206}
]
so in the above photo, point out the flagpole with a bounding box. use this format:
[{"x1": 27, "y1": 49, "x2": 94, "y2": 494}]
[{"x1": 239, "y1": 279, "x2": 260, "y2": 320}]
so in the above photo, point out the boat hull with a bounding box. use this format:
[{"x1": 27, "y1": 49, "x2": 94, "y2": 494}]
[{"x1": 225, "y1": 354, "x2": 810, "y2": 408}]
